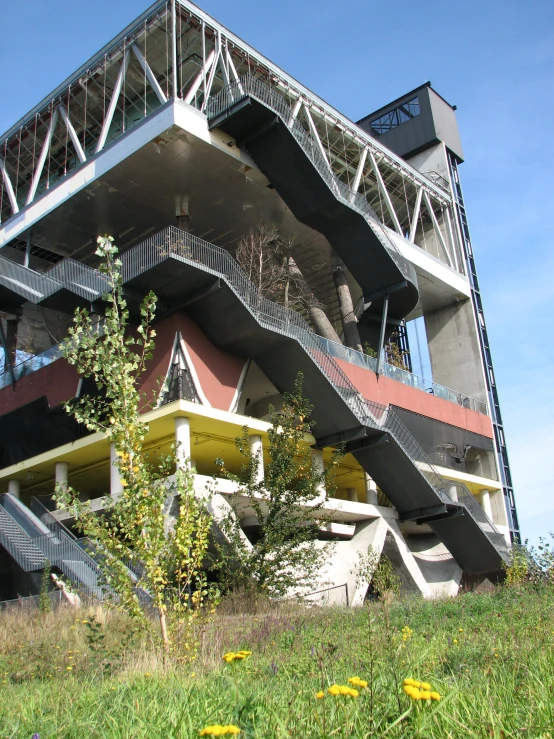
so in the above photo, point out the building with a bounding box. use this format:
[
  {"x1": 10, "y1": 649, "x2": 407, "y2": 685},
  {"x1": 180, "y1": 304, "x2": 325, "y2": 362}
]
[{"x1": 0, "y1": 0, "x2": 517, "y2": 604}]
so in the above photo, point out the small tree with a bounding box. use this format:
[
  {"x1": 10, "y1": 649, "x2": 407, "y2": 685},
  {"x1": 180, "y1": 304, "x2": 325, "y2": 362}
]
[
  {"x1": 214, "y1": 373, "x2": 341, "y2": 599},
  {"x1": 56, "y1": 236, "x2": 212, "y2": 657}
]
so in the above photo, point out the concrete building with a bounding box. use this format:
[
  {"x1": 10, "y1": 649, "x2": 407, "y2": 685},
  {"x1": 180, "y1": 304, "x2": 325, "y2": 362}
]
[{"x1": 0, "y1": 1, "x2": 517, "y2": 604}]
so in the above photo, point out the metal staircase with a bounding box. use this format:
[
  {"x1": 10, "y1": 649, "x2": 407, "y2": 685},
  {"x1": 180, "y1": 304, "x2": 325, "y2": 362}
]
[
  {"x1": 0, "y1": 225, "x2": 509, "y2": 574},
  {"x1": 0, "y1": 494, "x2": 104, "y2": 598}
]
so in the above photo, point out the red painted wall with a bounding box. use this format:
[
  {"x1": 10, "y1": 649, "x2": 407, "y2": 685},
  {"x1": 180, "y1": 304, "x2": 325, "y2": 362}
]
[
  {"x1": 0, "y1": 360, "x2": 80, "y2": 416},
  {"x1": 336, "y1": 359, "x2": 493, "y2": 439},
  {"x1": 139, "y1": 313, "x2": 246, "y2": 411}
]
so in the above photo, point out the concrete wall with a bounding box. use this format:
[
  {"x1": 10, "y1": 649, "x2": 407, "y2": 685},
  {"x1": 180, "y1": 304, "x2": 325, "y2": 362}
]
[{"x1": 425, "y1": 298, "x2": 488, "y2": 403}]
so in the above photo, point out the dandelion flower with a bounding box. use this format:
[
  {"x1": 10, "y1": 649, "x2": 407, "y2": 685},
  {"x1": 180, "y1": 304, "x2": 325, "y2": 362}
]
[{"x1": 315, "y1": 691, "x2": 325, "y2": 699}]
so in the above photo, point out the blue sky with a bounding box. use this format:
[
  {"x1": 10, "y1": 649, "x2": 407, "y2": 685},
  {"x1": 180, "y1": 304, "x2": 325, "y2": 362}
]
[{"x1": 1, "y1": 0, "x2": 553, "y2": 545}]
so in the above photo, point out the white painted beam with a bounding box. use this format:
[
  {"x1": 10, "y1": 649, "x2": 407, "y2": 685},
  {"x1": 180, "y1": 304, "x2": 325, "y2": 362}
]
[
  {"x1": 27, "y1": 107, "x2": 59, "y2": 205},
  {"x1": 352, "y1": 147, "x2": 368, "y2": 193},
  {"x1": 96, "y1": 51, "x2": 131, "y2": 154},
  {"x1": 409, "y1": 186, "x2": 423, "y2": 243},
  {"x1": 369, "y1": 152, "x2": 403, "y2": 235},
  {"x1": 58, "y1": 105, "x2": 87, "y2": 163},
  {"x1": 184, "y1": 49, "x2": 216, "y2": 104},
  {"x1": 0, "y1": 157, "x2": 19, "y2": 214},
  {"x1": 424, "y1": 192, "x2": 453, "y2": 268},
  {"x1": 131, "y1": 43, "x2": 167, "y2": 104}
]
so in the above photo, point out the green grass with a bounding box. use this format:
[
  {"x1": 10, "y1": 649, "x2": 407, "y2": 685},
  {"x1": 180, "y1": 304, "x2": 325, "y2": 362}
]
[{"x1": 1, "y1": 585, "x2": 553, "y2": 738}]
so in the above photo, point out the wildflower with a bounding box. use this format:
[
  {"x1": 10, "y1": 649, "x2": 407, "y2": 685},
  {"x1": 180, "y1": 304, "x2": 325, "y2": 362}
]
[
  {"x1": 315, "y1": 691, "x2": 325, "y2": 699},
  {"x1": 420, "y1": 682, "x2": 431, "y2": 691},
  {"x1": 222, "y1": 651, "x2": 251, "y2": 663},
  {"x1": 199, "y1": 726, "x2": 241, "y2": 736},
  {"x1": 348, "y1": 676, "x2": 368, "y2": 688},
  {"x1": 459, "y1": 628, "x2": 464, "y2": 632},
  {"x1": 145, "y1": 672, "x2": 150, "y2": 677},
  {"x1": 453, "y1": 639, "x2": 458, "y2": 644},
  {"x1": 328, "y1": 684, "x2": 359, "y2": 698},
  {"x1": 81, "y1": 620, "x2": 89, "y2": 624},
  {"x1": 430, "y1": 692, "x2": 441, "y2": 701},
  {"x1": 66, "y1": 666, "x2": 72, "y2": 671}
]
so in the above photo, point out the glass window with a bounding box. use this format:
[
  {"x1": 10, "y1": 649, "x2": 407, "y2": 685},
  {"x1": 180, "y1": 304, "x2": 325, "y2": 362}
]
[{"x1": 370, "y1": 96, "x2": 420, "y2": 136}]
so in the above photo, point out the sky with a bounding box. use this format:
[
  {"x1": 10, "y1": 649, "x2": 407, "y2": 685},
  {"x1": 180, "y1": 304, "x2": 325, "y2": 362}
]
[{"x1": 0, "y1": 0, "x2": 553, "y2": 546}]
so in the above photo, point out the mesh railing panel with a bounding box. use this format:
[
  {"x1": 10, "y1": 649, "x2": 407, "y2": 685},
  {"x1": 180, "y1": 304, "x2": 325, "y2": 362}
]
[
  {"x1": 47, "y1": 259, "x2": 109, "y2": 300},
  {"x1": 0, "y1": 256, "x2": 61, "y2": 303},
  {"x1": 0, "y1": 506, "x2": 45, "y2": 571}
]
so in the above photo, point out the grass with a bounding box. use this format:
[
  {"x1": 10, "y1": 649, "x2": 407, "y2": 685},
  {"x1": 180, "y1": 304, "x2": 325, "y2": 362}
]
[{"x1": 1, "y1": 585, "x2": 553, "y2": 738}]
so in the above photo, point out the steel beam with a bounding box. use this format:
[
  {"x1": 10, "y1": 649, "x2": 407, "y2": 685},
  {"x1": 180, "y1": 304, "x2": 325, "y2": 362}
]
[
  {"x1": 409, "y1": 186, "x2": 423, "y2": 243},
  {"x1": 0, "y1": 156, "x2": 19, "y2": 214},
  {"x1": 95, "y1": 50, "x2": 131, "y2": 154},
  {"x1": 184, "y1": 48, "x2": 215, "y2": 104},
  {"x1": 369, "y1": 152, "x2": 403, "y2": 236},
  {"x1": 58, "y1": 105, "x2": 87, "y2": 163},
  {"x1": 131, "y1": 43, "x2": 167, "y2": 104},
  {"x1": 27, "y1": 107, "x2": 59, "y2": 205},
  {"x1": 376, "y1": 294, "x2": 389, "y2": 377},
  {"x1": 200, "y1": 34, "x2": 221, "y2": 112},
  {"x1": 303, "y1": 104, "x2": 330, "y2": 166},
  {"x1": 352, "y1": 147, "x2": 368, "y2": 193},
  {"x1": 424, "y1": 192, "x2": 453, "y2": 267}
]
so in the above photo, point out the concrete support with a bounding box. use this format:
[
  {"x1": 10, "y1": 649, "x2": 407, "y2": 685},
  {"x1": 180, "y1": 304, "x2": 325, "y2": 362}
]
[
  {"x1": 7, "y1": 480, "x2": 20, "y2": 499},
  {"x1": 333, "y1": 261, "x2": 362, "y2": 353},
  {"x1": 424, "y1": 300, "x2": 487, "y2": 403},
  {"x1": 311, "y1": 449, "x2": 326, "y2": 504},
  {"x1": 480, "y1": 489, "x2": 493, "y2": 521},
  {"x1": 347, "y1": 487, "x2": 358, "y2": 503},
  {"x1": 54, "y1": 462, "x2": 69, "y2": 508},
  {"x1": 248, "y1": 435, "x2": 264, "y2": 483},
  {"x1": 448, "y1": 485, "x2": 458, "y2": 503},
  {"x1": 175, "y1": 417, "x2": 191, "y2": 471},
  {"x1": 364, "y1": 473, "x2": 378, "y2": 505},
  {"x1": 110, "y1": 443, "x2": 123, "y2": 499}
]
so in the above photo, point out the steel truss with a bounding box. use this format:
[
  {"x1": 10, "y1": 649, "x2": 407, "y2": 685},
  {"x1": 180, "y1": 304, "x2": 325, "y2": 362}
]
[{"x1": 0, "y1": 0, "x2": 461, "y2": 273}]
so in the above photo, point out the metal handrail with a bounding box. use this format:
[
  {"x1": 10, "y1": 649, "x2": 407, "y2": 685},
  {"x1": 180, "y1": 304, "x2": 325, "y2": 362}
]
[{"x1": 206, "y1": 75, "x2": 416, "y2": 288}]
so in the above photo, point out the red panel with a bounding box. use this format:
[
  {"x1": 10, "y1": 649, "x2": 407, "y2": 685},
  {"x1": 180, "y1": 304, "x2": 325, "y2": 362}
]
[
  {"x1": 336, "y1": 359, "x2": 494, "y2": 439},
  {"x1": 0, "y1": 360, "x2": 80, "y2": 416},
  {"x1": 139, "y1": 313, "x2": 246, "y2": 411}
]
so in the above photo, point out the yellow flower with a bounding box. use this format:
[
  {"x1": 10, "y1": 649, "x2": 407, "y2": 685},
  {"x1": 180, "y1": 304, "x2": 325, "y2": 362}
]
[
  {"x1": 453, "y1": 639, "x2": 458, "y2": 644},
  {"x1": 430, "y1": 692, "x2": 441, "y2": 701},
  {"x1": 199, "y1": 726, "x2": 241, "y2": 736},
  {"x1": 459, "y1": 628, "x2": 464, "y2": 632},
  {"x1": 145, "y1": 672, "x2": 150, "y2": 677},
  {"x1": 328, "y1": 685, "x2": 340, "y2": 696},
  {"x1": 412, "y1": 680, "x2": 422, "y2": 688},
  {"x1": 404, "y1": 678, "x2": 415, "y2": 686},
  {"x1": 120, "y1": 479, "x2": 128, "y2": 487},
  {"x1": 348, "y1": 677, "x2": 368, "y2": 688},
  {"x1": 315, "y1": 691, "x2": 325, "y2": 699},
  {"x1": 420, "y1": 682, "x2": 431, "y2": 691},
  {"x1": 328, "y1": 684, "x2": 358, "y2": 698},
  {"x1": 420, "y1": 690, "x2": 431, "y2": 700},
  {"x1": 66, "y1": 666, "x2": 72, "y2": 671}
]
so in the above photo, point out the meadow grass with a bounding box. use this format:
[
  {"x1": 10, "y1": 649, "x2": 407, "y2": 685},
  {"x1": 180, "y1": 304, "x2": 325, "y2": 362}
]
[{"x1": 1, "y1": 584, "x2": 553, "y2": 738}]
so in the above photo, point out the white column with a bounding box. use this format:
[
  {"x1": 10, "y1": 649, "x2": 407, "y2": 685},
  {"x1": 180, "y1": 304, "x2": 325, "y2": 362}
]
[
  {"x1": 480, "y1": 489, "x2": 493, "y2": 520},
  {"x1": 347, "y1": 487, "x2": 358, "y2": 503},
  {"x1": 110, "y1": 442, "x2": 123, "y2": 499},
  {"x1": 448, "y1": 484, "x2": 458, "y2": 503},
  {"x1": 7, "y1": 480, "x2": 20, "y2": 499},
  {"x1": 364, "y1": 473, "x2": 378, "y2": 505},
  {"x1": 54, "y1": 462, "x2": 69, "y2": 508},
  {"x1": 175, "y1": 417, "x2": 191, "y2": 471},
  {"x1": 249, "y1": 435, "x2": 264, "y2": 483},
  {"x1": 311, "y1": 449, "x2": 326, "y2": 503}
]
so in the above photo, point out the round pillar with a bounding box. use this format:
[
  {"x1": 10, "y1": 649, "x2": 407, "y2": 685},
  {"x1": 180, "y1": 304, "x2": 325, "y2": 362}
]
[
  {"x1": 448, "y1": 484, "x2": 458, "y2": 503},
  {"x1": 364, "y1": 473, "x2": 378, "y2": 505},
  {"x1": 248, "y1": 435, "x2": 264, "y2": 483},
  {"x1": 175, "y1": 417, "x2": 191, "y2": 470},
  {"x1": 110, "y1": 442, "x2": 123, "y2": 499},
  {"x1": 347, "y1": 487, "x2": 358, "y2": 503},
  {"x1": 7, "y1": 480, "x2": 20, "y2": 499},
  {"x1": 480, "y1": 489, "x2": 493, "y2": 520},
  {"x1": 311, "y1": 449, "x2": 326, "y2": 503}
]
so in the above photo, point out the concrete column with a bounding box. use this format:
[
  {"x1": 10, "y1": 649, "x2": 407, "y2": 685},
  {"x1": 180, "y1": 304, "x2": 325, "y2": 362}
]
[
  {"x1": 347, "y1": 487, "x2": 358, "y2": 503},
  {"x1": 480, "y1": 489, "x2": 493, "y2": 521},
  {"x1": 364, "y1": 473, "x2": 378, "y2": 505},
  {"x1": 249, "y1": 435, "x2": 264, "y2": 483},
  {"x1": 311, "y1": 449, "x2": 326, "y2": 503},
  {"x1": 54, "y1": 462, "x2": 68, "y2": 508},
  {"x1": 110, "y1": 443, "x2": 123, "y2": 499},
  {"x1": 448, "y1": 485, "x2": 458, "y2": 503},
  {"x1": 175, "y1": 417, "x2": 191, "y2": 471},
  {"x1": 7, "y1": 480, "x2": 20, "y2": 499}
]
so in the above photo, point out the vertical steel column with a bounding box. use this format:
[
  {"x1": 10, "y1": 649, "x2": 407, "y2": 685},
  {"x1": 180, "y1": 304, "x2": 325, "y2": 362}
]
[
  {"x1": 171, "y1": 0, "x2": 178, "y2": 98},
  {"x1": 447, "y1": 152, "x2": 520, "y2": 541},
  {"x1": 376, "y1": 294, "x2": 389, "y2": 376}
]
